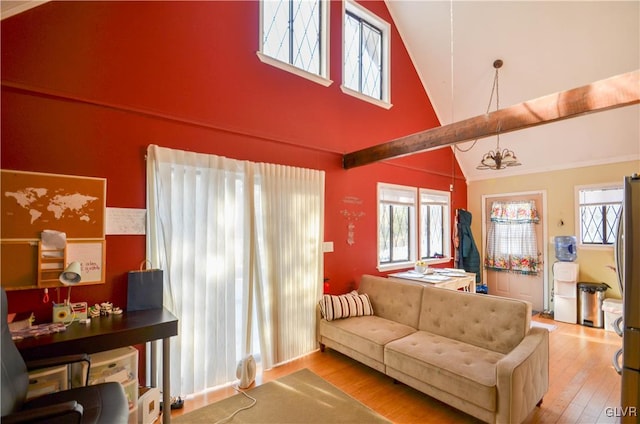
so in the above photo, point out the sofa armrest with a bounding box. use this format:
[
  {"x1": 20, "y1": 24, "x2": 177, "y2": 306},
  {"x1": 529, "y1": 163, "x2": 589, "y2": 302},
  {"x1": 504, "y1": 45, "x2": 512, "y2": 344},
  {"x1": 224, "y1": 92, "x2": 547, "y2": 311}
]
[{"x1": 495, "y1": 327, "x2": 549, "y2": 424}]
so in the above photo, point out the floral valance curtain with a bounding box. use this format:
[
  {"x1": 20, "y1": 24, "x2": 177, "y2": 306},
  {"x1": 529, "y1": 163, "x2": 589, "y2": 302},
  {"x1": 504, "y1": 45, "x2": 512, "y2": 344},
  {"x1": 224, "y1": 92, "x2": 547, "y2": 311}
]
[{"x1": 485, "y1": 200, "x2": 540, "y2": 275}]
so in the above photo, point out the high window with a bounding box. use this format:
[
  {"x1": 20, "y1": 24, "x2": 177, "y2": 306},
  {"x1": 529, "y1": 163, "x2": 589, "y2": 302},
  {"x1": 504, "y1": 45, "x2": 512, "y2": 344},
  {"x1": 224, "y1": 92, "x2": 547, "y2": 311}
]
[
  {"x1": 258, "y1": 0, "x2": 331, "y2": 86},
  {"x1": 342, "y1": 1, "x2": 391, "y2": 108},
  {"x1": 576, "y1": 185, "x2": 623, "y2": 246},
  {"x1": 378, "y1": 183, "x2": 451, "y2": 271}
]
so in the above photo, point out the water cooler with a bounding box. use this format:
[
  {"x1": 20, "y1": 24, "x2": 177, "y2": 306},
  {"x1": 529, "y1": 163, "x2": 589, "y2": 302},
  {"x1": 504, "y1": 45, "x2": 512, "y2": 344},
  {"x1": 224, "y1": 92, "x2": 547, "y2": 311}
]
[{"x1": 553, "y1": 236, "x2": 579, "y2": 323}]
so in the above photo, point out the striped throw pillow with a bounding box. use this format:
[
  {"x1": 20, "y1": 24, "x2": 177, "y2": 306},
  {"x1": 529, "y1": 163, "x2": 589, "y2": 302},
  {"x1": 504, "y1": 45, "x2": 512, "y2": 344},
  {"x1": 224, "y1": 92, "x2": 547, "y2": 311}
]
[{"x1": 319, "y1": 290, "x2": 374, "y2": 321}]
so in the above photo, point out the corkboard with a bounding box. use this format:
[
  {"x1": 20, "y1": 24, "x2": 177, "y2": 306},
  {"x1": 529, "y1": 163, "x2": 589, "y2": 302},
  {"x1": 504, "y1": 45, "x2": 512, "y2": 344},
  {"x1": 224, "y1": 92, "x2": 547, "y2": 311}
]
[
  {"x1": 1, "y1": 169, "x2": 107, "y2": 290},
  {"x1": 1, "y1": 169, "x2": 106, "y2": 240},
  {"x1": 1, "y1": 241, "x2": 38, "y2": 290}
]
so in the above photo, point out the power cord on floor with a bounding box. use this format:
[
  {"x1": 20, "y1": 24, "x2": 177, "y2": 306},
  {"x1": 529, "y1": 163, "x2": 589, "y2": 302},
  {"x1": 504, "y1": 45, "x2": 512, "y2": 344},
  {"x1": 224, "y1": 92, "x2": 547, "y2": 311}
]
[
  {"x1": 214, "y1": 385, "x2": 257, "y2": 424},
  {"x1": 157, "y1": 394, "x2": 183, "y2": 423}
]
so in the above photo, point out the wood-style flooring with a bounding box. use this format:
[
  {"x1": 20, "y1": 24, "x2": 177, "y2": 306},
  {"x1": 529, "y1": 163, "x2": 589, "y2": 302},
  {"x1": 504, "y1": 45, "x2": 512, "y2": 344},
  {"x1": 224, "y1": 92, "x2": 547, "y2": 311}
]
[{"x1": 169, "y1": 314, "x2": 623, "y2": 423}]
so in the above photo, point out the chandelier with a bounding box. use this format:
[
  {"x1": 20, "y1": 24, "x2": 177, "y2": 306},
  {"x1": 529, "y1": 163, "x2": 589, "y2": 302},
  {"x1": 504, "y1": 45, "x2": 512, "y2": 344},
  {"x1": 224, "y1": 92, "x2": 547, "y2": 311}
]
[{"x1": 476, "y1": 60, "x2": 521, "y2": 170}]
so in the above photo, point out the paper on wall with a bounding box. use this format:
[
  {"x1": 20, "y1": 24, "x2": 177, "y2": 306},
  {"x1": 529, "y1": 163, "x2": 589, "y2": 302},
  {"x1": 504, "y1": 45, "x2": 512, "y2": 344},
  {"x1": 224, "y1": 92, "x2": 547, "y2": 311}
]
[{"x1": 40, "y1": 230, "x2": 66, "y2": 256}]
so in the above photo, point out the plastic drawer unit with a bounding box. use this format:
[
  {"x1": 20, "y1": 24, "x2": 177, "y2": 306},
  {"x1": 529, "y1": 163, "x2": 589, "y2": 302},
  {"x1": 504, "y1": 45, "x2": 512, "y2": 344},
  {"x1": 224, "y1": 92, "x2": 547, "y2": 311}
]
[
  {"x1": 88, "y1": 346, "x2": 139, "y2": 424},
  {"x1": 26, "y1": 365, "x2": 68, "y2": 400}
]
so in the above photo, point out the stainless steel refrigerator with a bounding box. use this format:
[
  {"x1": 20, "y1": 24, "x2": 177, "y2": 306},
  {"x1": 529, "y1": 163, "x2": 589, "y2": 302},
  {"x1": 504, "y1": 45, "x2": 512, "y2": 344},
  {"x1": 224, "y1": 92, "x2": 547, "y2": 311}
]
[{"x1": 615, "y1": 173, "x2": 640, "y2": 422}]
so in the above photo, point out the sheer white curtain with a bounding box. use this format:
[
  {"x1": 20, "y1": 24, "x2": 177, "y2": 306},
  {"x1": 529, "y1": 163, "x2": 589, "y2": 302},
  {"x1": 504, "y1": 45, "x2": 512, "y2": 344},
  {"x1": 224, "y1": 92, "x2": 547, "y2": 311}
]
[{"x1": 146, "y1": 145, "x2": 324, "y2": 396}]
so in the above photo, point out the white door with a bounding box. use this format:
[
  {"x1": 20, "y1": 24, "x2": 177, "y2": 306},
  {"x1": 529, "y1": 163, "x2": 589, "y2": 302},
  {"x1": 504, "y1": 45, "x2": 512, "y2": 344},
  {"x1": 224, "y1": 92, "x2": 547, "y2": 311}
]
[{"x1": 483, "y1": 193, "x2": 545, "y2": 312}]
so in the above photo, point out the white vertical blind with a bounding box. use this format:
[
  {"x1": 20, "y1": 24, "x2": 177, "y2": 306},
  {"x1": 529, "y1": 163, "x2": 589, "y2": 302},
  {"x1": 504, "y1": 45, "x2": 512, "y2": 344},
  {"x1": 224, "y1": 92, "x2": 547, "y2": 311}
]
[{"x1": 253, "y1": 163, "x2": 324, "y2": 368}]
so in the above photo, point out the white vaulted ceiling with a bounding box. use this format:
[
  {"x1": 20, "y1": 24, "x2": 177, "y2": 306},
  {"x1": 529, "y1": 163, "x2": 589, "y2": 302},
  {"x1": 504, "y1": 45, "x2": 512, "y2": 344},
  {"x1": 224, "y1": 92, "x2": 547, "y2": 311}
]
[
  {"x1": 385, "y1": 0, "x2": 639, "y2": 181},
  {"x1": 0, "y1": 1, "x2": 48, "y2": 20}
]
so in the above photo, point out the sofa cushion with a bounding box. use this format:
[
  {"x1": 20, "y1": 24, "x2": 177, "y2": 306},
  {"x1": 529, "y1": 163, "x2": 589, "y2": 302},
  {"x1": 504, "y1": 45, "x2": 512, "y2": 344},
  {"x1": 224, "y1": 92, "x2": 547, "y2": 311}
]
[
  {"x1": 358, "y1": 275, "x2": 424, "y2": 328},
  {"x1": 418, "y1": 287, "x2": 531, "y2": 354},
  {"x1": 319, "y1": 315, "x2": 417, "y2": 364},
  {"x1": 319, "y1": 291, "x2": 374, "y2": 321},
  {"x1": 384, "y1": 331, "x2": 504, "y2": 411}
]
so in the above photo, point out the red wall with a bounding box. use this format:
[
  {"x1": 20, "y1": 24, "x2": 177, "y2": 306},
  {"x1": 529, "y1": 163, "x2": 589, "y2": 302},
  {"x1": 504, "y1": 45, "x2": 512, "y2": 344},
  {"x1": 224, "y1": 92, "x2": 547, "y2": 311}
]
[{"x1": 1, "y1": 0, "x2": 466, "y2": 322}]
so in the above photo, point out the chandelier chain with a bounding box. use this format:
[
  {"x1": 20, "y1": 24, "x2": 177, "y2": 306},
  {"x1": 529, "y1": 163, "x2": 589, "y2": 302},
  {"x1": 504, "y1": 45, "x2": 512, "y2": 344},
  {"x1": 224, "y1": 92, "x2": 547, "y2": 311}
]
[
  {"x1": 494, "y1": 66, "x2": 500, "y2": 150},
  {"x1": 476, "y1": 59, "x2": 522, "y2": 170},
  {"x1": 454, "y1": 64, "x2": 501, "y2": 153}
]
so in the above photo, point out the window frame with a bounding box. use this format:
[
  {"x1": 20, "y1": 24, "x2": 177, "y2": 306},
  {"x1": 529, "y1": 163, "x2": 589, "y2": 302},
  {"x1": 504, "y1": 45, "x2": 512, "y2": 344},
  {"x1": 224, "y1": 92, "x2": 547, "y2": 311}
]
[
  {"x1": 341, "y1": 0, "x2": 392, "y2": 109},
  {"x1": 257, "y1": 0, "x2": 333, "y2": 87},
  {"x1": 419, "y1": 188, "x2": 451, "y2": 261},
  {"x1": 575, "y1": 183, "x2": 623, "y2": 250},
  {"x1": 377, "y1": 183, "x2": 416, "y2": 270},
  {"x1": 377, "y1": 183, "x2": 451, "y2": 272}
]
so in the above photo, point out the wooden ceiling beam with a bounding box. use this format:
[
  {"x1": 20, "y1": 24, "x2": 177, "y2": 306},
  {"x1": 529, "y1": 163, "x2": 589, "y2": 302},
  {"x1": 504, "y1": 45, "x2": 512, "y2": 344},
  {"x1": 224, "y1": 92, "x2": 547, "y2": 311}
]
[{"x1": 343, "y1": 70, "x2": 640, "y2": 169}]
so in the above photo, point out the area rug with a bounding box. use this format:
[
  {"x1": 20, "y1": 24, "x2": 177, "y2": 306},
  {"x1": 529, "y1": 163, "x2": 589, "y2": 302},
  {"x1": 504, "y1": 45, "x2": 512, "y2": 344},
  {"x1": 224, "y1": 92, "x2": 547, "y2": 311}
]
[
  {"x1": 173, "y1": 368, "x2": 392, "y2": 423},
  {"x1": 531, "y1": 321, "x2": 558, "y2": 332}
]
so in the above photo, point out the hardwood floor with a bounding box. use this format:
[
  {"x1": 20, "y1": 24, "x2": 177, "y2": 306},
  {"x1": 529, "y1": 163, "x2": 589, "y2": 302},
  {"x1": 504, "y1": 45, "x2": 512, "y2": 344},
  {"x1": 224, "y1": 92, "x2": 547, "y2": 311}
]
[{"x1": 169, "y1": 315, "x2": 623, "y2": 423}]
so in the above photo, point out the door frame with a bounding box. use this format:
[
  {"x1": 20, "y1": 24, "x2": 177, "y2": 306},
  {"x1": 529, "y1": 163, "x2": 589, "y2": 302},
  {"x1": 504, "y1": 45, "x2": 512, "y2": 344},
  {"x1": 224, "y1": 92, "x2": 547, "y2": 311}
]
[{"x1": 481, "y1": 190, "x2": 549, "y2": 311}]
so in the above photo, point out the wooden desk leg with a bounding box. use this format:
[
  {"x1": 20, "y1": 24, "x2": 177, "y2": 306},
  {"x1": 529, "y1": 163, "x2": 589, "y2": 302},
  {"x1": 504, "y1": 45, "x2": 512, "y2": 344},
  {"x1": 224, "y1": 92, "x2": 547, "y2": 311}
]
[{"x1": 163, "y1": 337, "x2": 171, "y2": 424}]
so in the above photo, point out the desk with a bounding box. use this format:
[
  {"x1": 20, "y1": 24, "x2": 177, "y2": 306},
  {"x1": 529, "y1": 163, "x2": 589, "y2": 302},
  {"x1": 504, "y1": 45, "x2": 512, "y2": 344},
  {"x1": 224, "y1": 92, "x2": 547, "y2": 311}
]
[
  {"x1": 15, "y1": 308, "x2": 178, "y2": 424},
  {"x1": 389, "y1": 270, "x2": 476, "y2": 292}
]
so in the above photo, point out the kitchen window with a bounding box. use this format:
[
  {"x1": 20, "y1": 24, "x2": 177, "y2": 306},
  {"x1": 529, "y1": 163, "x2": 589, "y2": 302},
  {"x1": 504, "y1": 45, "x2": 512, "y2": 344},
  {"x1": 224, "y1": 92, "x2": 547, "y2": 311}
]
[{"x1": 576, "y1": 185, "x2": 623, "y2": 247}]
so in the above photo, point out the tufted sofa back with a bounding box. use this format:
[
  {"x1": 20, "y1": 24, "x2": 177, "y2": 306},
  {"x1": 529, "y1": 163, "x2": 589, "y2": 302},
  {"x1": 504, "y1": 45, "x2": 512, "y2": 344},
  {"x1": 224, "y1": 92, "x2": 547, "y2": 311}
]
[
  {"x1": 418, "y1": 287, "x2": 532, "y2": 354},
  {"x1": 359, "y1": 275, "x2": 424, "y2": 329}
]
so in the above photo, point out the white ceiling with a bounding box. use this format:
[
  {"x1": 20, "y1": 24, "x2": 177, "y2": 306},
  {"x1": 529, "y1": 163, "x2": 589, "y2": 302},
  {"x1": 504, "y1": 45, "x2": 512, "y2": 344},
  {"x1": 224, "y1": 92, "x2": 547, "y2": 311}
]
[
  {"x1": 386, "y1": 0, "x2": 640, "y2": 181},
  {"x1": 0, "y1": 1, "x2": 48, "y2": 20},
  {"x1": 3, "y1": 1, "x2": 639, "y2": 182}
]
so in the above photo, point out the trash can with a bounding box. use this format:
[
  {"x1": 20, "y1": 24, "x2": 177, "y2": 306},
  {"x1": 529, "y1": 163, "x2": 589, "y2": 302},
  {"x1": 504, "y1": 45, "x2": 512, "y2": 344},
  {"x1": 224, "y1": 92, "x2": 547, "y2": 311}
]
[
  {"x1": 577, "y1": 282, "x2": 609, "y2": 328},
  {"x1": 602, "y1": 298, "x2": 623, "y2": 333}
]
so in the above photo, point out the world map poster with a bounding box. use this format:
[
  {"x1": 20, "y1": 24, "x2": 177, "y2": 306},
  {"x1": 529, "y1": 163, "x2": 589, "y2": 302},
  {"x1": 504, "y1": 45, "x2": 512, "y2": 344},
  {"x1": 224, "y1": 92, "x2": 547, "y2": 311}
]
[{"x1": 1, "y1": 170, "x2": 106, "y2": 240}]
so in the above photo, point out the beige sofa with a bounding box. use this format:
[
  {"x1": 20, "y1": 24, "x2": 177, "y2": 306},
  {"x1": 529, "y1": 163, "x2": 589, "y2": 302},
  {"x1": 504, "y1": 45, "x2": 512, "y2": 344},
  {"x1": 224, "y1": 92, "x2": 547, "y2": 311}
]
[{"x1": 318, "y1": 274, "x2": 549, "y2": 424}]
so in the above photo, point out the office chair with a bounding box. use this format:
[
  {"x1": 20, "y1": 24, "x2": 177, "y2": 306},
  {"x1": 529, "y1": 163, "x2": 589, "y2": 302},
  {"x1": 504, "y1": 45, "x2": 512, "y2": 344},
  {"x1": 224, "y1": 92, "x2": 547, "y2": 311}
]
[{"x1": 1, "y1": 289, "x2": 130, "y2": 423}]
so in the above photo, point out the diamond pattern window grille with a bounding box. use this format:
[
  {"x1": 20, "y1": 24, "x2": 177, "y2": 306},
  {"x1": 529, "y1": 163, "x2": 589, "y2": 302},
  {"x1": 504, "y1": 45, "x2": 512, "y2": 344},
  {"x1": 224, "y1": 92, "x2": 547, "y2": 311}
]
[
  {"x1": 580, "y1": 204, "x2": 621, "y2": 245},
  {"x1": 379, "y1": 203, "x2": 410, "y2": 263},
  {"x1": 262, "y1": 0, "x2": 322, "y2": 76},
  {"x1": 421, "y1": 205, "x2": 444, "y2": 259},
  {"x1": 344, "y1": 11, "x2": 382, "y2": 99}
]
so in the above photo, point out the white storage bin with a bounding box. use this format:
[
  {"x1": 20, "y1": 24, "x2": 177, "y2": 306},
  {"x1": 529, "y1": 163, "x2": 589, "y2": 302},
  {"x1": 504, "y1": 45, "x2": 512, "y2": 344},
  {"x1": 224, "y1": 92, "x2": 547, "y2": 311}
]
[
  {"x1": 602, "y1": 298, "x2": 623, "y2": 332},
  {"x1": 88, "y1": 346, "x2": 137, "y2": 386},
  {"x1": 138, "y1": 386, "x2": 161, "y2": 424},
  {"x1": 87, "y1": 346, "x2": 139, "y2": 423},
  {"x1": 26, "y1": 365, "x2": 68, "y2": 400}
]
